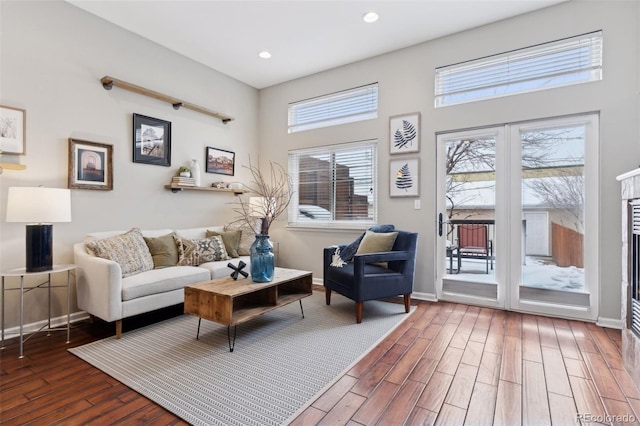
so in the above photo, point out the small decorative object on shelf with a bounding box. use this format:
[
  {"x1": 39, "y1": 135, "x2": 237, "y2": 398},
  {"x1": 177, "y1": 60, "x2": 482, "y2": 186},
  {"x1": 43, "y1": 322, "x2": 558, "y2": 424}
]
[
  {"x1": 178, "y1": 165, "x2": 191, "y2": 177},
  {"x1": 229, "y1": 158, "x2": 293, "y2": 283},
  {"x1": 171, "y1": 176, "x2": 195, "y2": 186},
  {"x1": 190, "y1": 159, "x2": 201, "y2": 186},
  {"x1": 227, "y1": 260, "x2": 248, "y2": 280}
]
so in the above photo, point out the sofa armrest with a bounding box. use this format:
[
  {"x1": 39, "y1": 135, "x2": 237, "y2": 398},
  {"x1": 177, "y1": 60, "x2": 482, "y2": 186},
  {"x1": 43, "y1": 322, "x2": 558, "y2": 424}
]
[{"x1": 73, "y1": 242, "x2": 124, "y2": 322}]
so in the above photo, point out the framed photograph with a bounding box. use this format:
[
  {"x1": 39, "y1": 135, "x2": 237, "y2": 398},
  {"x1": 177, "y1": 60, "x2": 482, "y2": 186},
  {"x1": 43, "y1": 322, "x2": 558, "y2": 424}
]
[
  {"x1": 133, "y1": 113, "x2": 171, "y2": 166},
  {"x1": 389, "y1": 112, "x2": 420, "y2": 154},
  {"x1": 390, "y1": 158, "x2": 419, "y2": 197},
  {"x1": 68, "y1": 138, "x2": 113, "y2": 190},
  {"x1": 206, "y1": 146, "x2": 235, "y2": 176},
  {"x1": 0, "y1": 105, "x2": 26, "y2": 154}
]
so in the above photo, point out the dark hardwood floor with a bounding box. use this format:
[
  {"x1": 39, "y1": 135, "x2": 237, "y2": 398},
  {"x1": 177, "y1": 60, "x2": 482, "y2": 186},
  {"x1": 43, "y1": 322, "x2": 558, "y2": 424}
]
[{"x1": 1, "y1": 297, "x2": 639, "y2": 425}]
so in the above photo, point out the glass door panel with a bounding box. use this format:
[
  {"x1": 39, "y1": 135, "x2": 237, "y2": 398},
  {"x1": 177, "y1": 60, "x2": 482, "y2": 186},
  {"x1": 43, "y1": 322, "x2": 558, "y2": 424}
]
[
  {"x1": 437, "y1": 129, "x2": 502, "y2": 307},
  {"x1": 511, "y1": 116, "x2": 598, "y2": 320}
]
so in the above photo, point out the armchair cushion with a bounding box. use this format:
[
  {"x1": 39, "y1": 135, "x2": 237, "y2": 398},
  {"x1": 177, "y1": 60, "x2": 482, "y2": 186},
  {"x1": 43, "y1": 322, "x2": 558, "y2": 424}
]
[
  {"x1": 355, "y1": 230, "x2": 398, "y2": 267},
  {"x1": 333, "y1": 224, "x2": 396, "y2": 265}
]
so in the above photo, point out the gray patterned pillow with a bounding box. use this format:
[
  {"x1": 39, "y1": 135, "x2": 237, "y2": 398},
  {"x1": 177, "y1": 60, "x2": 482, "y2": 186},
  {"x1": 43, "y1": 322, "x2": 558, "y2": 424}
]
[
  {"x1": 86, "y1": 228, "x2": 154, "y2": 277},
  {"x1": 175, "y1": 236, "x2": 229, "y2": 266}
]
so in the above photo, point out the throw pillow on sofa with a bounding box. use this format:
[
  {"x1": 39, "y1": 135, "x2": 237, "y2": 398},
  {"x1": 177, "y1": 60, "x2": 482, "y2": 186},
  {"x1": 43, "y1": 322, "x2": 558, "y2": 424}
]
[
  {"x1": 206, "y1": 229, "x2": 241, "y2": 258},
  {"x1": 85, "y1": 228, "x2": 154, "y2": 277},
  {"x1": 144, "y1": 233, "x2": 179, "y2": 268},
  {"x1": 224, "y1": 224, "x2": 255, "y2": 256},
  {"x1": 175, "y1": 235, "x2": 229, "y2": 266}
]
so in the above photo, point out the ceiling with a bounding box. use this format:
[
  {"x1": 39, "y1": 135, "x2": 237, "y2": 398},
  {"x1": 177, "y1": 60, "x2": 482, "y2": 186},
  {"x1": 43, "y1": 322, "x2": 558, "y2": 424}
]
[{"x1": 66, "y1": 0, "x2": 566, "y2": 89}]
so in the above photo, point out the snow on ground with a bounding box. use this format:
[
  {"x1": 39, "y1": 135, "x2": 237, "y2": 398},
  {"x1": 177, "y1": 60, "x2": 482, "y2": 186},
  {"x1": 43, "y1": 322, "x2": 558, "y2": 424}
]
[{"x1": 445, "y1": 256, "x2": 586, "y2": 293}]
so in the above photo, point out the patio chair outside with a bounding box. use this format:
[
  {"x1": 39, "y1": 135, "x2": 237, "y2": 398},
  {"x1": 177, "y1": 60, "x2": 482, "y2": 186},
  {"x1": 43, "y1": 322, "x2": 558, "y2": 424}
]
[{"x1": 457, "y1": 224, "x2": 493, "y2": 273}]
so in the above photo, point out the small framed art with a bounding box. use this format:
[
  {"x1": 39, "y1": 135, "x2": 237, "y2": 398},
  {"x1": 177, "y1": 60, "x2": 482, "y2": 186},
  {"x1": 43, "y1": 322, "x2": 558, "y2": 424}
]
[
  {"x1": 389, "y1": 112, "x2": 420, "y2": 154},
  {"x1": 206, "y1": 146, "x2": 235, "y2": 176},
  {"x1": 0, "y1": 105, "x2": 26, "y2": 155},
  {"x1": 390, "y1": 158, "x2": 419, "y2": 197},
  {"x1": 133, "y1": 113, "x2": 171, "y2": 166},
  {"x1": 68, "y1": 138, "x2": 113, "y2": 190}
]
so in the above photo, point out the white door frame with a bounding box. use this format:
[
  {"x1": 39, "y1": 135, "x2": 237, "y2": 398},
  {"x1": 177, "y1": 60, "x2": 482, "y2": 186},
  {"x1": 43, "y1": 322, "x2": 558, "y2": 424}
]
[{"x1": 436, "y1": 114, "x2": 599, "y2": 321}]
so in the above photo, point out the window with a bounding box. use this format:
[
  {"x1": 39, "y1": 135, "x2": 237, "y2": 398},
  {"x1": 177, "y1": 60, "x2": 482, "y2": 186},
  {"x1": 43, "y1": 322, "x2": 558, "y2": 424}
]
[
  {"x1": 288, "y1": 83, "x2": 378, "y2": 133},
  {"x1": 288, "y1": 140, "x2": 377, "y2": 228},
  {"x1": 435, "y1": 31, "x2": 603, "y2": 107}
]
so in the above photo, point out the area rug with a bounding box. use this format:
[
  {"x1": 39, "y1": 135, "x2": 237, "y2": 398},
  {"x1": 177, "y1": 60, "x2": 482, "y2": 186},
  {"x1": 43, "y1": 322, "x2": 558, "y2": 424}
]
[{"x1": 69, "y1": 291, "x2": 414, "y2": 426}]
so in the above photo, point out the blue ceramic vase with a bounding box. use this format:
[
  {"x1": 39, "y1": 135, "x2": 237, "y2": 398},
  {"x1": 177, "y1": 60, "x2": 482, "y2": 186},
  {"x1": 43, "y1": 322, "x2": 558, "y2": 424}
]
[{"x1": 250, "y1": 234, "x2": 275, "y2": 282}]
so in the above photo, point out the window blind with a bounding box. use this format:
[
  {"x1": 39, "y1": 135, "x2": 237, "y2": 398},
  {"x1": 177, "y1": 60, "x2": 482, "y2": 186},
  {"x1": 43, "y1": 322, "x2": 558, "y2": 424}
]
[
  {"x1": 288, "y1": 140, "x2": 377, "y2": 228},
  {"x1": 435, "y1": 31, "x2": 603, "y2": 107},
  {"x1": 288, "y1": 83, "x2": 378, "y2": 133}
]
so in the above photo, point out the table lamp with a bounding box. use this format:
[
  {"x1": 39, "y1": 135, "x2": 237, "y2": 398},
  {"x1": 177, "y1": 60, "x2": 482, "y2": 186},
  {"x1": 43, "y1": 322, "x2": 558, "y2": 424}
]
[{"x1": 6, "y1": 187, "x2": 72, "y2": 272}]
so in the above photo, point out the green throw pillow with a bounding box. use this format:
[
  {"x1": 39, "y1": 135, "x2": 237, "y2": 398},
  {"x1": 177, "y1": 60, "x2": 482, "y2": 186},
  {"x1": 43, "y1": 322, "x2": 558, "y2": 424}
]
[
  {"x1": 355, "y1": 230, "x2": 398, "y2": 267},
  {"x1": 144, "y1": 233, "x2": 179, "y2": 268},
  {"x1": 206, "y1": 229, "x2": 241, "y2": 258}
]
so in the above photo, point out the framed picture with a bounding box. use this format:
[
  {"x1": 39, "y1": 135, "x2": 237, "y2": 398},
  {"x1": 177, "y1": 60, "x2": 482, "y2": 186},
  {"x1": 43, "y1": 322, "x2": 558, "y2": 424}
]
[
  {"x1": 0, "y1": 105, "x2": 26, "y2": 155},
  {"x1": 390, "y1": 158, "x2": 419, "y2": 197},
  {"x1": 389, "y1": 112, "x2": 420, "y2": 154},
  {"x1": 133, "y1": 113, "x2": 171, "y2": 166},
  {"x1": 206, "y1": 146, "x2": 235, "y2": 176},
  {"x1": 68, "y1": 138, "x2": 113, "y2": 190}
]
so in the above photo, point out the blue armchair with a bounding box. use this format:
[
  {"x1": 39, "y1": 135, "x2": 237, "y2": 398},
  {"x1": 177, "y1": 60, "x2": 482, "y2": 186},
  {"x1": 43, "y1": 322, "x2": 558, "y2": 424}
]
[{"x1": 323, "y1": 230, "x2": 418, "y2": 323}]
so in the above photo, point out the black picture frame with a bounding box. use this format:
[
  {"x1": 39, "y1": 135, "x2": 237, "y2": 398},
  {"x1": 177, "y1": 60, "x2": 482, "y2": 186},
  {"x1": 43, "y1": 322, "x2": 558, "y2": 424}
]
[
  {"x1": 206, "y1": 146, "x2": 235, "y2": 176},
  {"x1": 132, "y1": 113, "x2": 171, "y2": 166}
]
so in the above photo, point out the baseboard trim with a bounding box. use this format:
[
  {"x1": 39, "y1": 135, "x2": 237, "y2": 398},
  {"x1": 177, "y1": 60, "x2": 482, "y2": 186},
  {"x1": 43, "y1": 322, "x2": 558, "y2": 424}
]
[
  {"x1": 412, "y1": 292, "x2": 438, "y2": 302},
  {"x1": 596, "y1": 316, "x2": 622, "y2": 330},
  {"x1": 1, "y1": 311, "x2": 90, "y2": 341}
]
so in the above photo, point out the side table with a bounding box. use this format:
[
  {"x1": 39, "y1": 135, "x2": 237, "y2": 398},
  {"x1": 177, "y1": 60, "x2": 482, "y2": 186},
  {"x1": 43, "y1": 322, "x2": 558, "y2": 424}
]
[{"x1": 1, "y1": 264, "x2": 76, "y2": 358}]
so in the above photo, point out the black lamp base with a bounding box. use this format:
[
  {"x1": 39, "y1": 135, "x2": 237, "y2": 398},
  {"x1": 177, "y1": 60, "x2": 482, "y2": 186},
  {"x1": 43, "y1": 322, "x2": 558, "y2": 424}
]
[{"x1": 26, "y1": 224, "x2": 53, "y2": 273}]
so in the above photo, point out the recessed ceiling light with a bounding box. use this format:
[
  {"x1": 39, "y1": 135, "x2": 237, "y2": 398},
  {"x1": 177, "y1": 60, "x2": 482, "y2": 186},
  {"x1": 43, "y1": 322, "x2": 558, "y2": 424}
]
[
  {"x1": 362, "y1": 11, "x2": 379, "y2": 23},
  {"x1": 258, "y1": 51, "x2": 272, "y2": 59}
]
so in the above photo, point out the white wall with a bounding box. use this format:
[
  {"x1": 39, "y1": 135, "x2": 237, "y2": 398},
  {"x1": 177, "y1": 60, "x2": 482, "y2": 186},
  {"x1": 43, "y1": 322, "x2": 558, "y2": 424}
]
[
  {"x1": 0, "y1": 0, "x2": 258, "y2": 328},
  {"x1": 259, "y1": 0, "x2": 639, "y2": 323}
]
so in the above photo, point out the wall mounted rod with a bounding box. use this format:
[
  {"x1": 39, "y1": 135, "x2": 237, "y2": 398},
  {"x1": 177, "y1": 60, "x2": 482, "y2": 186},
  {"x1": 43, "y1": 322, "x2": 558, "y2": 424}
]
[{"x1": 100, "y1": 76, "x2": 234, "y2": 124}]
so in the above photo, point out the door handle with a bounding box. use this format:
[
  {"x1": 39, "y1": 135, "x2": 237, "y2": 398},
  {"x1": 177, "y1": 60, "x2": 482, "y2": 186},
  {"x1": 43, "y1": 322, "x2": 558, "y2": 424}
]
[{"x1": 439, "y1": 213, "x2": 443, "y2": 237}]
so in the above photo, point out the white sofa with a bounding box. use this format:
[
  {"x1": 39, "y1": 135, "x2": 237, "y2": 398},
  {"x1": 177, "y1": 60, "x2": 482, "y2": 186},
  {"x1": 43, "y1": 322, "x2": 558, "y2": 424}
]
[{"x1": 73, "y1": 226, "x2": 250, "y2": 338}]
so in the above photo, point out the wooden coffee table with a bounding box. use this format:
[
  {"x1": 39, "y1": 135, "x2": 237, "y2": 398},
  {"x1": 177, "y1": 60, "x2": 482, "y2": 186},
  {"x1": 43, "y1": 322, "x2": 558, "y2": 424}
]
[{"x1": 184, "y1": 267, "x2": 312, "y2": 351}]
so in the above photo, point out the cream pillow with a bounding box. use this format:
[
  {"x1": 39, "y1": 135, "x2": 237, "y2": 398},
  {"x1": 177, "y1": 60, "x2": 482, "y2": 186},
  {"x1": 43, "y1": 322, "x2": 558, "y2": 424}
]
[
  {"x1": 86, "y1": 228, "x2": 154, "y2": 277},
  {"x1": 355, "y1": 230, "x2": 398, "y2": 267}
]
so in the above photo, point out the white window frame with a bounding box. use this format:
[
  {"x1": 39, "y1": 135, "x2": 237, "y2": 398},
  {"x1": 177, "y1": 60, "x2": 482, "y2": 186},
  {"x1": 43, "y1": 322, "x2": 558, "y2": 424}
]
[
  {"x1": 435, "y1": 31, "x2": 603, "y2": 107},
  {"x1": 288, "y1": 140, "x2": 377, "y2": 229},
  {"x1": 288, "y1": 83, "x2": 378, "y2": 133}
]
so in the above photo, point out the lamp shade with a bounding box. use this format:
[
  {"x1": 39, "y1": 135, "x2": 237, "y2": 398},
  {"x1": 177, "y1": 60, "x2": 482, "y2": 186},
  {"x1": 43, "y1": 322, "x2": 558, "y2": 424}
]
[{"x1": 6, "y1": 187, "x2": 71, "y2": 223}]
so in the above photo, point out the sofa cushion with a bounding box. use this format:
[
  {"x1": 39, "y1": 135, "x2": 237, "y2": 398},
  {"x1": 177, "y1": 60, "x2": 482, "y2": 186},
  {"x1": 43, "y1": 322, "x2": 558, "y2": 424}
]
[
  {"x1": 86, "y1": 228, "x2": 154, "y2": 277},
  {"x1": 206, "y1": 229, "x2": 241, "y2": 258},
  {"x1": 224, "y1": 224, "x2": 255, "y2": 256},
  {"x1": 121, "y1": 266, "x2": 210, "y2": 301},
  {"x1": 144, "y1": 233, "x2": 179, "y2": 268},
  {"x1": 175, "y1": 236, "x2": 229, "y2": 266},
  {"x1": 199, "y1": 256, "x2": 251, "y2": 279}
]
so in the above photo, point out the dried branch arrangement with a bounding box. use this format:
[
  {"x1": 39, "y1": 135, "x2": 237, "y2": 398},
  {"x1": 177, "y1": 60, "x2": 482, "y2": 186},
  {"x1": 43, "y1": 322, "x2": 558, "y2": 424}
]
[{"x1": 230, "y1": 158, "x2": 293, "y2": 235}]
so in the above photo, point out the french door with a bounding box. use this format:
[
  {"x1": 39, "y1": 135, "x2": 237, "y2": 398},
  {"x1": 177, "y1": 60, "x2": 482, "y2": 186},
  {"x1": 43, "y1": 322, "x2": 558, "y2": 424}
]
[{"x1": 436, "y1": 114, "x2": 599, "y2": 320}]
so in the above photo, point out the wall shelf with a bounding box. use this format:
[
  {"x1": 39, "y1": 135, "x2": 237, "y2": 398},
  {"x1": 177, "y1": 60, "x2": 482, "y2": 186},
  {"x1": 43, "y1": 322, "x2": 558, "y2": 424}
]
[
  {"x1": 165, "y1": 184, "x2": 247, "y2": 195},
  {"x1": 0, "y1": 163, "x2": 26, "y2": 174},
  {"x1": 100, "y1": 76, "x2": 235, "y2": 124}
]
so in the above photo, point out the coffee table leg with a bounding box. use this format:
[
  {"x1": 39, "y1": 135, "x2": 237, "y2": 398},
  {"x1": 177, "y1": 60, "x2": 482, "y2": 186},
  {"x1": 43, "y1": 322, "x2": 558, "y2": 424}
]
[
  {"x1": 227, "y1": 326, "x2": 237, "y2": 352},
  {"x1": 299, "y1": 300, "x2": 305, "y2": 319},
  {"x1": 196, "y1": 318, "x2": 202, "y2": 340}
]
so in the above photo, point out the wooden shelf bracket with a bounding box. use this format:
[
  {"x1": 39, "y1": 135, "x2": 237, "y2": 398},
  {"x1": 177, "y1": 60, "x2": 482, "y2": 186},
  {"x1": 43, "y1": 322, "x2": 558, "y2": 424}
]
[{"x1": 100, "y1": 76, "x2": 235, "y2": 124}]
